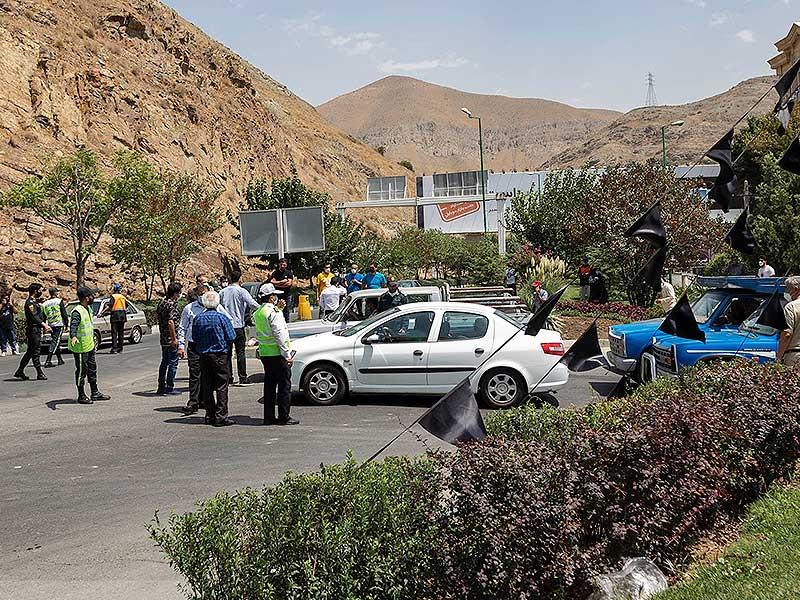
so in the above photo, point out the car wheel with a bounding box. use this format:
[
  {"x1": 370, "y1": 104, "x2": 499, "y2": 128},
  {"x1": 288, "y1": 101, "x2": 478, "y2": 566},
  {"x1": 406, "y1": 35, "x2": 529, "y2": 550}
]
[
  {"x1": 302, "y1": 364, "x2": 346, "y2": 406},
  {"x1": 480, "y1": 368, "x2": 526, "y2": 409},
  {"x1": 93, "y1": 330, "x2": 102, "y2": 350},
  {"x1": 129, "y1": 326, "x2": 143, "y2": 344}
]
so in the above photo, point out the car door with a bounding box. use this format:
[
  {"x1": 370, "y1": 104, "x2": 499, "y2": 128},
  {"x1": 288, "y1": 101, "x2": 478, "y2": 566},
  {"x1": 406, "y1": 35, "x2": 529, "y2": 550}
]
[
  {"x1": 94, "y1": 300, "x2": 110, "y2": 341},
  {"x1": 353, "y1": 310, "x2": 435, "y2": 390},
  {"x1": 426, "y1": 310, "x2": 495, "y2": 389}
]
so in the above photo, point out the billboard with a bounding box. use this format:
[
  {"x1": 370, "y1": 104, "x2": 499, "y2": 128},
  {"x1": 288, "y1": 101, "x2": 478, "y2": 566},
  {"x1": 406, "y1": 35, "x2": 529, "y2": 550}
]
[{"x1": 239, "y1": 206, "x2": 325, "y2": 256}]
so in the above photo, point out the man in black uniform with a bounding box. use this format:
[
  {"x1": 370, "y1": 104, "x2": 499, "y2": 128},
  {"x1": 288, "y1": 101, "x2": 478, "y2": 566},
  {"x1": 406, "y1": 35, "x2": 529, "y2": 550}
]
[
  {"x1": 14, "y1": 283, "x2": 51, "y2": 381},
  {"x1": 268, "y1": 257, "x2": 294, "y2": 322},
  {"x1": 377, "y1": 278, "x2": 408, "y2": 313}
]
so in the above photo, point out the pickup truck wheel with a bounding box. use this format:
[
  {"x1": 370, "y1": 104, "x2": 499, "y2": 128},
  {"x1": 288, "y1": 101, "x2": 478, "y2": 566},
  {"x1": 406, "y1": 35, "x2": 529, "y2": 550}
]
[
  {"x1": 129, "y1": 326, "x2": 143, "y2": 344},
  {"x1": 479, "y1": 368, "x2": 526, "y2": 409},
  {"x1": 302, "y1": 364, "x2": 346, "y2": 406}
]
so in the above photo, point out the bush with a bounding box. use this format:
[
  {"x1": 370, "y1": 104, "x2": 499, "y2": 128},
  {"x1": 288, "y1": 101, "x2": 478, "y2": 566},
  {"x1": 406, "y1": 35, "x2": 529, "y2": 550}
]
[{"x1": 556, "y1": 299, "x2": 659, "y2": 322}]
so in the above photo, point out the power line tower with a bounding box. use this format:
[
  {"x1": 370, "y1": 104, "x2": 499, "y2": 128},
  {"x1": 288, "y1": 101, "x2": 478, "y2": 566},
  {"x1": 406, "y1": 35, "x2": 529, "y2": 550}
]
[{"x1": 645, "y1": 72, "x2": 658, "y2": 107}]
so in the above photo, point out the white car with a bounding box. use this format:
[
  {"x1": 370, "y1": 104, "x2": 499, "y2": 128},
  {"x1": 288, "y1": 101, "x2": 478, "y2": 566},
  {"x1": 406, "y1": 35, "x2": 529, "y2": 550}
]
[{"x1": 290, "y1": 302, "x2": 569, "y2": 409}]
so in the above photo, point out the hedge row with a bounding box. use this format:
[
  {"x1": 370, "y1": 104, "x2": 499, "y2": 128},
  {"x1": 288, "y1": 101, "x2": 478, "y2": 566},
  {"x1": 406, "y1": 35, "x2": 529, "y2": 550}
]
[
  {"x1": 556, "y1": 299, "x2": 662, "y2": 322},
  {"x1": 150, "y1": 362, "x2": 800, "y2": 600}
]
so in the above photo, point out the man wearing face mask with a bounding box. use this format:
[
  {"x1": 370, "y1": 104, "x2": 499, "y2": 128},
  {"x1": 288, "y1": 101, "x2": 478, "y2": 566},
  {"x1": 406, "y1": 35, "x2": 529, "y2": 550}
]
[
  {"x1": 377, "y1": 278, "x2": 408, "y2": 313},
  {"x1": 14, "y1": 283, "x2": 51, "y2": 381},
  {"x1": 345, "y1": 262, "x2": 364, "y2": 294},
  {"x1": 68, "y1": 287, "x2": 111, "y2": 404},
  {"x1": 778, "y1": 276, "x2": 800, "y2": 367},
  {"x1": 362, "y1": 262, "x2": 387, "y2": 290},
  {"x1": 254, "y1": 283, "x2": 298, "y2": 426}
]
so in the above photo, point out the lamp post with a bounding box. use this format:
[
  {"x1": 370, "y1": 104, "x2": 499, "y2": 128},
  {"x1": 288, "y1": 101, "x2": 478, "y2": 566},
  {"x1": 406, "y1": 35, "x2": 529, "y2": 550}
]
[
  {"x1": 462, "y1": 107, "x2": 488, "y2": 233},
  {"x1": 661, "y1": 120, "x2": 685, "y2": 169}
]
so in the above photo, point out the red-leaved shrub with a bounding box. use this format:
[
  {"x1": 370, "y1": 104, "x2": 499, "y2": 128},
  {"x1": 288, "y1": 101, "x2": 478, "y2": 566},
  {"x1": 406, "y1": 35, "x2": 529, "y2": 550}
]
[{"x1": 556, "y1": 299, "x2": 658, "y2": 322}]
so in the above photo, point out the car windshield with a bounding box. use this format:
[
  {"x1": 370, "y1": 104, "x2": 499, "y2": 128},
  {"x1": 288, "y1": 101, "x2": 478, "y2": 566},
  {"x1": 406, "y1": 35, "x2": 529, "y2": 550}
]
[
  {"x1": 691, "y1": 290, "x2": 726, "y2": 324},
  {"x1": 740, "y1": 299, "x2": 786, "y2": 336},
  {"x1": 337, "y1": 307, "x2": 401, "y2": 337}
]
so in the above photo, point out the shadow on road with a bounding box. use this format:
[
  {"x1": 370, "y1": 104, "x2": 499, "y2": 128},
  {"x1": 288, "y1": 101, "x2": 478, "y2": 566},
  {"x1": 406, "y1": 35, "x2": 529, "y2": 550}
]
[
  {"x1": 589, "y1": 381, "x2": 620, "y2": 398},
  {"x1": 153, "y1": 406, "x2": 186, "y2": 414},
  {"x1": 132, "y1": 387, "x2": 189, "y2": 398},
  {"x1": 45, "y1": 398, "x2": 79, "y2": 410}
]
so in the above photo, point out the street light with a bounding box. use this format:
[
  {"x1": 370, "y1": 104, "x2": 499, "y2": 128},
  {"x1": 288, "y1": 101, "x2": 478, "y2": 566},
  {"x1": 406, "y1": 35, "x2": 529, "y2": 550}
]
[
  {"x1": 661, "y1": 120, "x2": 685, "y2": 169},
  {"x1": 461, "y1": 106, "x2": 487, "y2": 233}
]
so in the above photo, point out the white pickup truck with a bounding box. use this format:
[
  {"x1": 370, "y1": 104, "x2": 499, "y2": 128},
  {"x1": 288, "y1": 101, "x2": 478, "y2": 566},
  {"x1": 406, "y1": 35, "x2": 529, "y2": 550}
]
[{"x1": 288, "y1": 286, "x2": 446, "y2": 339}]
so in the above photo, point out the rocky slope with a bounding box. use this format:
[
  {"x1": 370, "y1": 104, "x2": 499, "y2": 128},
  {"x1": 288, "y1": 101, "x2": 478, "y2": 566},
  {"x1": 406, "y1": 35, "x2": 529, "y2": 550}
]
[
  {"x1": 543, "y1": 76, "x2": 777, "y2": 168},
  {"x1": 0, "y1": 0, "x2": 408, "y2": 293},
  {"x1": 318, "y1": 76, "x2": 621, "y2": 174}
]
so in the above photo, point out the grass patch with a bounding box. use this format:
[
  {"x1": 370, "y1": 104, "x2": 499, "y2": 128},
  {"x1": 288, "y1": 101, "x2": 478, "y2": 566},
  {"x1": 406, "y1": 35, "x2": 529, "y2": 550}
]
[{"x1": 656, "y1": 482, "x2": 800, "y2": 600}]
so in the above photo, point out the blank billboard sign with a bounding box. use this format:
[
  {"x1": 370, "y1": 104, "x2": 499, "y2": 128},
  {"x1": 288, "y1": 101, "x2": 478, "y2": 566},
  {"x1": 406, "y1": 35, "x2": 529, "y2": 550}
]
[
  {"x1": 282, "y1": 206, "x2": 325, "y2": 253},
  {"x1": 239, "y1": 210, "x2": 279, "y2": 256}
]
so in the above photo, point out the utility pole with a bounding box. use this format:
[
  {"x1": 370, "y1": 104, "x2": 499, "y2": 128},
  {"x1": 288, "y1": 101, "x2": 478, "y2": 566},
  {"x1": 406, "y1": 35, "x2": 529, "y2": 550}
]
[{"x1": 462, "y1": 107, "x2": 488, "y2": 233}]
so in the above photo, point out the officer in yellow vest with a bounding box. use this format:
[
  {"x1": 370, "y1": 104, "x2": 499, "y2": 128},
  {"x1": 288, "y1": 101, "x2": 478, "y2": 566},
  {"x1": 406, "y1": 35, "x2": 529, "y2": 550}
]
[
  {"x1": 69, "y1": 287, "x2": 111, "y2": 405},
  {"x1": 99, "y1": 283, "x2": 128, "y2": 354},
  {"x1": 254, "y1": 283, "x2": 298, "y2": 426}
]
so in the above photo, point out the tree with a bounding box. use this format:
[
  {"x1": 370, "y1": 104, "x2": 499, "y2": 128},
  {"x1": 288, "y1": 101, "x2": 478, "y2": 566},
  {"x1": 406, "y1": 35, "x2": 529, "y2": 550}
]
[
  {"x1": 733, "y1": 112, "x2": 798, "y2": 191},
  {"x1": 0, "y1": 149, "x2": 144, "y2": 287},
  {"x1": 375, "y1": 146, "x2": 386, "y2": 156},
  {"x1": 398, "y1": 160, "x2": 414, "y2": 172}
]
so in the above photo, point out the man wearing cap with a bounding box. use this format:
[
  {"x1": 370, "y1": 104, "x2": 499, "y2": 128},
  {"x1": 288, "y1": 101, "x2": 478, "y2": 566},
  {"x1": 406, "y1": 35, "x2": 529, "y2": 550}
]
[
  {"x1": 69, "y1": 287, "x2": 111, "y2": 404},
  {"x1": 99, "y1": 283, "x2": 128, "y2": 354},
  {"x1": 531, "y1": 281, "x2": 549, "y2": 312},
  {"x1": 42, "y1": 287, "x2": 68, "y2": 368},
  {"x1": 377, "y1": 278, "x2": 408, "y2": 313},
  {"x1": 14, "y1": 283, "x2": 51, "y2": 381},
  {"x1": 254, "y1": 283, "x2": 298, "y2": 425}
]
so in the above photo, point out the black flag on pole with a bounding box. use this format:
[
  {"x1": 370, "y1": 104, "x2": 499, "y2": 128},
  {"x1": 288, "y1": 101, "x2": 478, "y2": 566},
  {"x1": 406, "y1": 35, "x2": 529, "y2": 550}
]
[
  {"x1": 777, "y1": 98, "x2": 796, "y2": 136},
  {"x1": 724, "y1": 207, "x2": 756, "y2": 255},
  {"x1": 419, "y1": 378, "x2": 487, "y2": 445},
  {"x1": 705, "y1": 129, "x2": 737, "y2": 213},
  {"x1": 775, "y1": 57, "x2": 800, "y2": 102},
  {"x1": 756, "y1": 291, "x2": 788, "y2": 332},
  {"x1": 560, "y1": 321, "x2": 604, "y2": 372},
  {"x1": 634, "y1": 245, "x2": 669, "y2": 290},
  {"x1": 779, "y1": 136, "x2": 800, "y2": 176},
  {"x1": 525, "y1": 284, "x2": 568, "y2": 336},
  {"x1": 624, "y1": 202, "x2": 666, "y2": 248},
  {"x1": 659, "y1": 294, "x2": 706, "y2": 342}
]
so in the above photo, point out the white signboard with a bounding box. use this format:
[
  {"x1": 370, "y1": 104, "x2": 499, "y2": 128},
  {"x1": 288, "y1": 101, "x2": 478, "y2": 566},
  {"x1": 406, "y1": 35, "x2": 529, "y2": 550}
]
[{"x1": 239, "y1": 206, "x2": 325, "y2": 256}]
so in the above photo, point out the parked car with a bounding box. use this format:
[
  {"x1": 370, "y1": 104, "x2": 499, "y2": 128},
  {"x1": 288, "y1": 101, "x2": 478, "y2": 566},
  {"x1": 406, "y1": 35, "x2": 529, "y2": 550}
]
[
  {"x1": 287, "y1": 286, "x2": 446, "y2": 339},
  {"x1": 607, "y1": 277, "x2": 783, "y2": 381},
  {"x1": 397, "y1": 279, "x2": 422, "y2": 288},
  {"x1": 290, "y1": 302, "x2": 569, "y2": 409},
  {"x1": 41, "y1": 297, "x2": 148, "y2": 351}
]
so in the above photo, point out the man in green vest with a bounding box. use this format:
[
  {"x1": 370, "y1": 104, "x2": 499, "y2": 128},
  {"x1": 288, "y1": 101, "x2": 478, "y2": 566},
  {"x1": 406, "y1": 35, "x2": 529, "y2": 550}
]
[
  {"x1": 42, "y1": 287, "x2": 68, "y2": 368},
  {"x1": 69, "y1": 287, "x2": 111, "y2": 405},
  {"x1": 254, "y1": 283, "x2": 298, "y2": 426}
]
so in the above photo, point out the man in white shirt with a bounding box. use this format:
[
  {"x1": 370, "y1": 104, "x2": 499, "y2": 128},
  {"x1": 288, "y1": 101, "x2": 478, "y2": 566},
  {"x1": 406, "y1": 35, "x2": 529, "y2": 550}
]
[
  {"x1": 178, "y1": 284, "x2": 232, "y2": 415},
  {"x1": 758, "y1": 256, "x2": 776, "y2": 278},
  {"x1": 658, "y1": 279, "x2": 677, "y2": 312},
  {"x1": 318, "y1": 279, "x2": 346, "y2": 317},
  {"x1": 219, "y1": 270, "x2": 260, "y2": 386}
]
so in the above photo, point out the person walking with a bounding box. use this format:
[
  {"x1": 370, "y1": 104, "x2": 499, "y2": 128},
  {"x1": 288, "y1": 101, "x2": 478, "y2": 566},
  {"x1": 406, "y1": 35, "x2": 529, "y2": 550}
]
[
  {"x1": 254, "y1": 283, "x2": 298, "y2": 426},
  {"x1": 578, "y1": 257, "x2": 592, "y2": 301},
  {"x1": 779, "y1": 276, "x2": 800, "y2": 367},
  {"x1": 362, "y1": 262, "x2": 387, "y2": 289},
  {"x1": 219, "y1": 270, "x2": 259, "y2": 386},
  {"x1": 345, "y1": 262, "x2": 364, "y2": 294},
  {"x1": 156, "y1": 282, "x2": 183, "y2": 396},
  {"x1": 178, "y1": 284, "x2": 232, "y2": 415},
  {"x1": 68, "y1": 287, "x2": 111, "y2": 404},
  {"x1": 42, "y1": 287, "x2": 68, "y2": 368},
  {"x1": 0, "y1": 292, "x2": 18, "y2": 357},
  {"x1": 504, "y1": 262, "x2": 517, "y2": 295},
  {"x1": 758, "y1": 256, "x2": 776, "y2": 278},
  {"x1": 192, "y1": 291, "x2": 236, "y2": 427},
  {"x1": 269, "y1": 257, "x2": 294, "y2": 322},
  {"x1": 14, "y1": 283, "x2": 51, "y2": 381},
  {"x1": 318, "y1": 278, "x2": 346, "y2": 317},
  {"x1": 377, "y1": 278, "x2": 408, "y2": 313},
  {"x1": 99, "y1": 283, "x2": 128, "y2": 354}
]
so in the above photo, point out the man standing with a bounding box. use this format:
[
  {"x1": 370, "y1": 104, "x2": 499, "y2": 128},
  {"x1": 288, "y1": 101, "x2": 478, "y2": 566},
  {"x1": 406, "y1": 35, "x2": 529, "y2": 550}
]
[
  {"x1": 362, "y1": 262, "x2": 387, "y2": 289},
  {"x1": 269, "y1": 257, "x2": 294, "y2": 322},
  {"x1": 313, "y1": 263, "x2": 334, "y2": 299},
  {"x1": 531, "y1": 281, "x2": 550, "y2": 312},
  {"x1": 758, "y1": 256, "x2": 776, "y2": 278},
  {"x1": 192, "y1": 291, "x2": 236, "y2": 427},
  {"x1": 779, "y1": 276, "x2": 800, "y2": 367},
  {"x1": 14, "y1": 283, "x2": 51, "y2": 381},
  {"x1": 254, "y1": 283, "x2": 298, "y2": 426},
  {"x1": 504, "y1": 262, "x2": 517, "y2": 295},
  {"x1": 42, "y1": 287, "x2": 68, "y2": 368},
  {"x1": 318, "y1": 279, "x2": 346, "y2": 317},
  {"x1": 100, "y1": 283, "x2": 128, "y2": 354},
  {"x1": 219, "y1": 270, "x2": 259, "y2": 386},
  {"x1": 156, "y1": 282, "x2": 182, "y2": 396},
  {"x1": 578, "y1": 257, "x2": 592, "y2": 301},
  {"x1": 658, "y1": 278, "x2": 677, "y2": 313},
  {"x1": 0, "y1": 292, "x2": 17, "y2": 357},
  {"x1": 377, "y1": 278, "x2": 408, "y2": 313},
  {"x1": 345, "y1": 262, "x2": 364, "y2": 294},
  {"x1": 68, "y1": 287, "x2": 111, "y2": 404}
]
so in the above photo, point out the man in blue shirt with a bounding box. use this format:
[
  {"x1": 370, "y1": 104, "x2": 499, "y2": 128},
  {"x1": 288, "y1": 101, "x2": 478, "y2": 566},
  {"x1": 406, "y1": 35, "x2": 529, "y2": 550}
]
[
  {"x1": 345, "y1": 262, "x2": 365, "y2": 294},
  {"x1": 192, "y1": 291, "x2": 236, "y2": 427},
  {"x1": 219, "y1": 270, "x2": 260, "y2": 386},
  {"x1": 361, "y1": 262, "x2": 387, "y2": 289}
]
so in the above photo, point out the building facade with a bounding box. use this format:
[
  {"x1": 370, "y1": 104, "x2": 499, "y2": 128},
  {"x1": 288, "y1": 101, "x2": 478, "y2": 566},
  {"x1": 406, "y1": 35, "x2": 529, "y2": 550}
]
[{"x1": 769, "y1": 23, "x2": 800, "y2": 75}]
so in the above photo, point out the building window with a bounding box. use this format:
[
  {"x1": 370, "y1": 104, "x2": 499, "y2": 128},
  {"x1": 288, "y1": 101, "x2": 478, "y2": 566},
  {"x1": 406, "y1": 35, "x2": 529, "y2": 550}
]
[
  {"x1": 432, "y1": 171, "x2": 485, "y2": 198},
  {"x1": 367, "y1": 176, "x2": 407, "y2": 201}
]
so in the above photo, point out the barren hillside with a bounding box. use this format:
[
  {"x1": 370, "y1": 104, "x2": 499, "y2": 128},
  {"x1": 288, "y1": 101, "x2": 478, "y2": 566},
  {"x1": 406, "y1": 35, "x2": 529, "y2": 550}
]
[
  {"x1": 318, "y1": 76, "x2": 621, "y2": 174},
  {"x1": 0, "y1": 0, "x2": 408, "y2": 292}
]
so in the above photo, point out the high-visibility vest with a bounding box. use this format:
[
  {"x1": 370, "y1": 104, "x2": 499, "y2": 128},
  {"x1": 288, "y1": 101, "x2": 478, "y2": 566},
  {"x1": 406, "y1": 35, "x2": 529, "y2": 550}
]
[
  {"x1": 67, "y1": 304, "x2": 95, "y2": 354},
  {"x1": 42, "y1": 298, "x2": 63, "y2": 326},
  {"x1": 111, "y1": 294, "x2": 127, "y2": 311},
  {"x1": 253, "y1": 304, "x2": 289, "y2": 357}
]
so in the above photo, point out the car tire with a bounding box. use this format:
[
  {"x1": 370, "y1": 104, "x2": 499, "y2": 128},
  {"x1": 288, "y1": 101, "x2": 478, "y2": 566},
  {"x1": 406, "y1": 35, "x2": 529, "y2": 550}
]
[
  {"x1": 93, "y1": 330, "x2": 102, "y2": 350},
  {"x1": 129, "y1": 326, "x2": 143, "y2": 345},
  {"x1": 479, "y1": 368, "x2": 527, "y2": 409},
  {"x1": 302, "y1": 363, "x2": 347, "y2": 406}
]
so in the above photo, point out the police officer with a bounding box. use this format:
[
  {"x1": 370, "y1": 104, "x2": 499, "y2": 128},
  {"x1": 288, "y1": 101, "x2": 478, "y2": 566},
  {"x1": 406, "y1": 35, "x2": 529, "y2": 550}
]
[
  {"x1": 69, "y1": 287, "x2": 111, "y2": 404},
  {"x1": 42, "y1": 287, "x2": 68, "y2": 368},
  {"x1": 14, "y1": 283, "x2": 51, "y2": 381},
  {"x1": 254, "y1": 283, "x2": 298, "y2": 426},
  {"x1": 100, "y1": 283, "x2": 128, "y2": 354}
]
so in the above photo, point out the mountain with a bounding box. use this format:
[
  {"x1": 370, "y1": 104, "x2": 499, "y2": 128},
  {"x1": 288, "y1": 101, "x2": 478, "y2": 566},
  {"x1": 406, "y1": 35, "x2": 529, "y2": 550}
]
[
  {"x1": 543, "y1": 76, "x2": 777, "y2": 168},
  {"x1": 0, "y1": 0, "x2": 407, "y2": 291},
  {"x1": 318, "y1": 76, "x2": 621, "y2": 174}
]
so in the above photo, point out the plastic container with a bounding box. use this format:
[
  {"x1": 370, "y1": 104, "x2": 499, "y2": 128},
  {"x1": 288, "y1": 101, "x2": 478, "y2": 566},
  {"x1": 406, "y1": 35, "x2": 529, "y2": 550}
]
[{"x1": 297, "y1": 295, "x2": 312, "y2": 321}]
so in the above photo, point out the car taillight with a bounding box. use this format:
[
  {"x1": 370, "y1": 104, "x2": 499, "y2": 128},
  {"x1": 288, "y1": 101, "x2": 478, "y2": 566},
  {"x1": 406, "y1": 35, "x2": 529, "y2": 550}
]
[{"x1": 541, "y1": 342, "x2": 565, "y2": 356}]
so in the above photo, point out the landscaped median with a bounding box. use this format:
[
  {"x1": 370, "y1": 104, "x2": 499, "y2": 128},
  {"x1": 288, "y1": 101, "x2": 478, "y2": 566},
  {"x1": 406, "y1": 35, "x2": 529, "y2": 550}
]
[{"x1": 149, "y1": 362, "x2": 800, "y2": 600}]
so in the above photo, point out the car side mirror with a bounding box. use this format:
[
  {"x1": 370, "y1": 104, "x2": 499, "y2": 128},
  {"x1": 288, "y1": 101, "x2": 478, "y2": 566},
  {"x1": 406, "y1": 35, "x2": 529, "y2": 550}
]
[{"x1": 362, "y1": 334, "x2": 380, "y2": 345}]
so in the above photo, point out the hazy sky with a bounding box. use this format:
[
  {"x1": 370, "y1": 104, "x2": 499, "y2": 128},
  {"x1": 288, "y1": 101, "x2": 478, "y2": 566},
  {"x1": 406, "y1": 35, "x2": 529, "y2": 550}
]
[{"x1": 163, "y1": 0, "x2": 795, "y2": 111}]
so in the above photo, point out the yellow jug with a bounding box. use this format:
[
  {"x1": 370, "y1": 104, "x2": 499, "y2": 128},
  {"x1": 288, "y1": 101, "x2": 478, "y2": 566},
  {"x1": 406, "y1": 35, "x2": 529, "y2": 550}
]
[{"x1": 298, "y1": 294, "x2": 312, "y2": 321}]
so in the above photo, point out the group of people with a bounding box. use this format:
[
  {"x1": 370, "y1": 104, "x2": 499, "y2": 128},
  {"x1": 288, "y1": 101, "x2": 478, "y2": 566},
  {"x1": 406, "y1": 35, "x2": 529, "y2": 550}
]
[{"x1": 312, "y1": 261, "x2": 390, "y2": 316}]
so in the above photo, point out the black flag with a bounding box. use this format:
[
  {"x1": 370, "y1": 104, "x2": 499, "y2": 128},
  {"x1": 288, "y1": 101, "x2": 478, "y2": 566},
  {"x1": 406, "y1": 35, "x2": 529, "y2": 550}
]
[
  {"x1": 756, "y1": 291, "x2": 788, "y2": 332},
  {"x1": 525, "y1": 284, "x2": 568, "y2": 336},
  {"x1": 419, "y1": 378, "x2": 487, "y2": 445},
  {"x1": 560, "y1": 321, "x2": 604, "y2": 372},
  {"x1": 779, "y1": 136, "x2": 800, "y2": 176},
  {"x1": 659, "y1": 294, "x2": 705, "y2": 342},
  {"x1": 634, "y1": 245, "x2": 669, "y2": 290},
  {"x1": 777, "y1": 98, "x2": 795, "y2": 136},
  {"x1": 624, "y1": 202, "x2": 666, "y2": 248},
  {"x1": 775, "y1": 57, "x2": 800, "y2": 101},
  {"x1": 705, "y1": 129, "x2": 737, "y2": 213},
  {"x1": 724, "y1": 207, "x2": 756, "y2": 255}
]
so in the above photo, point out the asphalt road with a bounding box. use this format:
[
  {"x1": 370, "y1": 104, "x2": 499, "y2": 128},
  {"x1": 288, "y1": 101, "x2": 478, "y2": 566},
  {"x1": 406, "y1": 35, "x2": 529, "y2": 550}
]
[{"x1": 0, "y1": 334, "x2": 618, "y2": 600}]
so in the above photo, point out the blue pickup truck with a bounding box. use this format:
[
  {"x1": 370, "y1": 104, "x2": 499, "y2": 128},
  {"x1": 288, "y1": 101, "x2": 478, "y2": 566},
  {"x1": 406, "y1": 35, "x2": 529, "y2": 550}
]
[{"x1": 607, "y1": 277, "x2": 785, "y2": 381}]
